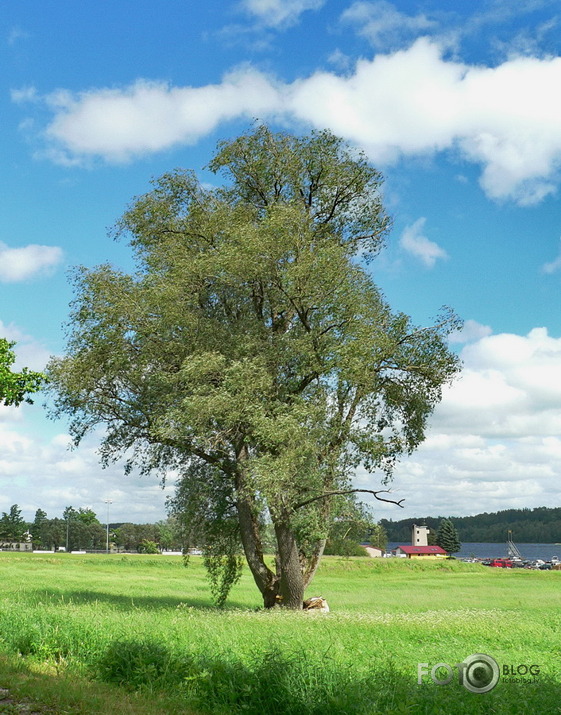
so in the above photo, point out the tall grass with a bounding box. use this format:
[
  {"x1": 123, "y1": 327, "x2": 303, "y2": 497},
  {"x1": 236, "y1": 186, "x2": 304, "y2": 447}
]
[{"x1": 0, "y1": 553, "x2": 559, "y2": 713}]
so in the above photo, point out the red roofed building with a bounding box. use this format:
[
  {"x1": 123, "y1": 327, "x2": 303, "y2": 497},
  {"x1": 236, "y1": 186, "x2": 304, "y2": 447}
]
[{"x1": 393, "y1": 545, "x2": 448, "y2": 559}]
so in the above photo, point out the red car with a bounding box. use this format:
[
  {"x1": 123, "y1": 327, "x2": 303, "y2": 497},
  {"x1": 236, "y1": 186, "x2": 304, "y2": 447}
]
[{"x1": 489, "y1": 558, "x2": 513, "y2": 568}]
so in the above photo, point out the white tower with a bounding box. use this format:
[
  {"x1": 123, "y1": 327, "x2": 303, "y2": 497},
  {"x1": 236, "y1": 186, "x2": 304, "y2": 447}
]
[{"x1": 412, "y1": 524, "x2": 430, "y2": 546}]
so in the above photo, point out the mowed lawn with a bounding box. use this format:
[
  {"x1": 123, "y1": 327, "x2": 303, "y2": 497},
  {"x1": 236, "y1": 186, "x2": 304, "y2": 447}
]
[{"x1": 0, "y1": 552, "x2": 560, "y2": 714}]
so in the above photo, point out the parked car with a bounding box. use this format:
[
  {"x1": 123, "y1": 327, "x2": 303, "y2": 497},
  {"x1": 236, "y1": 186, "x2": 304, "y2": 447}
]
[{"x1": 489, "y1": 558, "x2": 513, "y2": 568}]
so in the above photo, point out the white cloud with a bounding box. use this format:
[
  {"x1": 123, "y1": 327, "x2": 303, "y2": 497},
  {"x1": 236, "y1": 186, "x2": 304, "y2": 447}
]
[
  {"x1": 11, "y1": 86, "x2": 38, "y2": 104},
  {"x1": 0, "y1": 424, "x2": 176, "y2": 523},
  {"x1": 0, "y1": 314, "x2": 173, "y2": 522},
  {"x1": 240, "y1": 0, "x2": 324, "y2": 28},
  {"x1": 0, "y1": 320, "x2": 51, "y2": 371},
  {"x1": 289, "y1": 39, "x2": 561, "y2": 204},
  {"x1": 542, "y1": 237, "x2": 561, "y2": 273},
  {"x1": 341, "y1": 0, "x2": 437, "y2": 50},
  {"x1": 25, "y1": 38, "x2": 561, "y2": 204},
  {"x1": 43, "y1": 72, "x2": 283, "y2": 164},
  {"x1": 435, "y1": 328, "x2": 561, "y2": 437},
  {"x1": 0, "y1": 242, "x2": 63, "y2": 283},
  {"x1": 362, "y1": 326, "x2": 561, "y2": 519},
  {"x1": 399, "y1": 217, "x2": 448, "y2": 267},
  {"x1": 448, "y1": 319, "x2": 493, "y2": 344}
]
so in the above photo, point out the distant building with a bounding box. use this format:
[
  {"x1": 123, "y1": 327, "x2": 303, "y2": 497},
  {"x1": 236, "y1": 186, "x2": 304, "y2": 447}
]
[
  {"x1": 0, "y1": 542, "x2": 32, "y2": 552},
  {"x1": 393, "y1": 545, "x2": 447, "y2": 559},
  {"x1": 361, "y1": 545, "x2": 384, "y2": 558},
  {"x1": 411, "y1": 524, "x2": 430, "y2": 546}
]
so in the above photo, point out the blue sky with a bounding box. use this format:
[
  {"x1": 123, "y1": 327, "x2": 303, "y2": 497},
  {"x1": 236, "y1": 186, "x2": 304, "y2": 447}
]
[{"x1": 1, "y1": 0, "x2": 561, "y2": 527}]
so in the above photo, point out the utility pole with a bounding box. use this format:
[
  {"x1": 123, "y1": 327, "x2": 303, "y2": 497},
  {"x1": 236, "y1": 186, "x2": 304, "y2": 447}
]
[{"x1": 105, "y1": 499, "x2": 113, "y2": 553}]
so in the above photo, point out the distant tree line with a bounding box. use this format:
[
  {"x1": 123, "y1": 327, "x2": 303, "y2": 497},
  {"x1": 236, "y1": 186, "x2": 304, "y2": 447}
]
[
  {"x1": 1, "y1": 498, "x2": 388, "y2": 556},
  {"x1": 381, "y1": 506, "x2": 561, "y2": 544},
  {"x1": 0, "y1": 504, "x2": 184, "y2": 552}
]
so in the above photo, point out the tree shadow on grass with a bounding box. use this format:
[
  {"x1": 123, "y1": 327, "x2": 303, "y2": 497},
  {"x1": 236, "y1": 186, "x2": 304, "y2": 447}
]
[
  {"x1": 89, "y1": 642, "x2": 561, "y2": 715},
  {"x1": 2, "y1": 645, "x2": 561, "y2": 714},
  {"x1": 0, "y1": 653, "x2": 188, "y2": 714},
  {"x1": 23, "y1": 588, "x2": 254, "y2": 612}
]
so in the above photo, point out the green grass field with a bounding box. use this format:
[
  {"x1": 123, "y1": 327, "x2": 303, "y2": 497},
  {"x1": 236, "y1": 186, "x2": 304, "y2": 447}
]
[{"x1": 0, "y1": 552, "x2": 559, "y2": 714}]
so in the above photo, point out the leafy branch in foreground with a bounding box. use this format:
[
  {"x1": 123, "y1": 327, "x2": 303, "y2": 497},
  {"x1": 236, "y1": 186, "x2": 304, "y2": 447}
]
[{"x1": 0, "y1": 339, "x2": 45, "y2": 407}]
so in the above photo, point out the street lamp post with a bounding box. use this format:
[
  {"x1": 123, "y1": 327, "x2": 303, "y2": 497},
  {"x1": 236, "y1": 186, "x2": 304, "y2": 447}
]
[{"x1": 105, "y1": 499, "x2": 113, "y2": 553}]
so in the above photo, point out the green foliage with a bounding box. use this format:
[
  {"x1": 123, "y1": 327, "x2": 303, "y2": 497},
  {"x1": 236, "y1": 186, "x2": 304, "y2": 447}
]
[
  {"x1": 47, "y1": 125, "x2": 461, "y2": 607},
  {"x1": 37, "y1": 517, "x2": 65, "y2": 550},
  {"x1": 0, "y1": 505, "x2": 27, "y2": 543},
  {"x1": 369, "y1": 522, "x2": 388, "y2": 551},
  {"x1": 75, "y1": 507, "x2": 100, "y2": 526},
  {"x1": 436, "y1": 519, "x2": 461, "y2": 554},
  {"x1": 29, "y1": 508, "x2": 48, "y2": 547},
  {"x1": 323, "y1": 539, "x2": 367, "y2": 556},
  {"x1": 59, "y1": 507, "x2": 106, "y2": 551},
  {"x1": 96, "y1": 639, "x2": 190, "y2": 690},
  {"x1": 137, "y1": 539, "x2": 160, "y2": 554},
  {"x1": 0, "y1": 339, "x2": 45, "y2": 406},
  {"x1": 323, "y1": 495, "x2": 377, "y2": 556},
  {"x1": 168, "y1": 461, "x2": 243, "y2": 606}
]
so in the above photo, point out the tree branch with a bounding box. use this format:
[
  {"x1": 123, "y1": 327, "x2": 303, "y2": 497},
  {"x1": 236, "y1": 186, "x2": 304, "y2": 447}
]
[{"x1": 293, "y1": 488, "x2": 404, "y2": 511}]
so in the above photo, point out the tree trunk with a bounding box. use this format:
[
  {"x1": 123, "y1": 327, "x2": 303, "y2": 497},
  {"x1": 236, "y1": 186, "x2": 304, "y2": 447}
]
[
  {"x1": 274, "y1": 519, "x2": 305, "y2": 609},
  {"x1": 236, "y1": 493, "x2": 279, "y2": 607},
  {"x1": 302, "y1": 537, "x2": 326, "y2": 589},
  {"x1": 234, "y1": 447, "x2": 279, "y2": 608}
]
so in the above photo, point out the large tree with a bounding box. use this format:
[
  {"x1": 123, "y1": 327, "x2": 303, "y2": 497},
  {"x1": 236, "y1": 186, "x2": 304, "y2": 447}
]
[
  {"x1": 436, "y1": 518, "x2": 461, "y2": 555},
  {"x1": 0, "y1": 339, "x2": 44, "y2": 406},
  {"x1": 47, "y1": 126, "x2": 461, "y2": 609},
  {"x1": 0, "y1": 504, "x2": 27, "y2": 543}
]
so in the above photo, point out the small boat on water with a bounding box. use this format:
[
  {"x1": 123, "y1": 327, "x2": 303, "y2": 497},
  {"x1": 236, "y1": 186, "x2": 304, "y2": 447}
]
[{"x1": 507, "y1": 531, "x2": 523, "y2": 560}]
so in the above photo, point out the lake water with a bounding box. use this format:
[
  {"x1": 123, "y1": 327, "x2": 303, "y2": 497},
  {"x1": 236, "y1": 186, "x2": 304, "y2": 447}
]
[{"x1": 387, "y1": 542, "x2": 561, "y2": 561}]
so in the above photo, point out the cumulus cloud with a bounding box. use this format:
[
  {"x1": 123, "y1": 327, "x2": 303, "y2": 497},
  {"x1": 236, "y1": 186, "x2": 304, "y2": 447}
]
[
  {"x1": 0, "y1": 242, "x2": 63, "y2": 282},
  {"x1": 21, "y1": 38, "x2": 561, "y2": 204},
  {"x1": 436, "y1": 328, "x2": 561, "y2": 437},
  {"x1": 289, "y1": 39, "x2": 561, "y2": 204},
  {"x1": 399, "y1": 217, "x2": 448, "y2": 267},
  {"x1": 240, "y1": 0, "x2": 324, "y2": 28},
  {"x1": 43, "y1": 72, "x2": 283, "y2": 164},
  {"x1": 367, "y1": 327, "x2": 561, "y2": 518},
  {"x1": 0, "y1": 424, "x2": 176, "y2": 522}
]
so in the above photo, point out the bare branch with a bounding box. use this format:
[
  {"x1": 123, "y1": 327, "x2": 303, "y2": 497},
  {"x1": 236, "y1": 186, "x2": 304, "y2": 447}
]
[{"x1": 293, "y1": 488, "x2": 404, "y2": 511}]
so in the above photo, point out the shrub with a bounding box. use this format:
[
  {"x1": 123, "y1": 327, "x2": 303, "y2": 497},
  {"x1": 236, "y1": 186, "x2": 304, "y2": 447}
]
[{"x1": 137, "y1": 540, "x2": 160, "y2": 554}]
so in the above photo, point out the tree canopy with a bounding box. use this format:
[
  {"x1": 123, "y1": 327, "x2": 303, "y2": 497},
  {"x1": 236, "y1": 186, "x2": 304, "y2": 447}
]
[
  {"x1": 47, "y1": 126, "x2": 461, "y2": 608},
  {"x1": 0, "y1": 339, "x2": 45, "y2": 406},
  {"x1": 0, "y1": 504, "x2": 27, "y2": 543},
  {"x1": 436, "y1": 518, "x2": 462, "y2": 555}
]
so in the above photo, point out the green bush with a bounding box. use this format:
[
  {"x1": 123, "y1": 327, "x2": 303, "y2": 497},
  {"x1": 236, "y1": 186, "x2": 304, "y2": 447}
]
[
  {"x1": 137, "y1": 539, "x2": 160, "y2": 554},
  {"x1": 323, "y1": 539, "x2": 367, "y2": 557}
]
